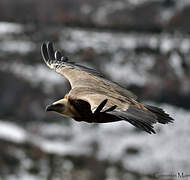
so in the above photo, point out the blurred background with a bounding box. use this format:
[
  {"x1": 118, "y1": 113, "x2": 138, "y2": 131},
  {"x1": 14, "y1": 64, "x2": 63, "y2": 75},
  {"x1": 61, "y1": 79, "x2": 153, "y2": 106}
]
[{"x1": 0, "y1": 0, "x2": 190, "y2": 179}]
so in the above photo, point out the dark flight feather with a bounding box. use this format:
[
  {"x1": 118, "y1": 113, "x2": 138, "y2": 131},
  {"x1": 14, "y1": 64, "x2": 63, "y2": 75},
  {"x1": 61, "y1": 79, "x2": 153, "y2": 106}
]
[{"x1": 41, "y1": 42, "x2": 104, "y2": 78}]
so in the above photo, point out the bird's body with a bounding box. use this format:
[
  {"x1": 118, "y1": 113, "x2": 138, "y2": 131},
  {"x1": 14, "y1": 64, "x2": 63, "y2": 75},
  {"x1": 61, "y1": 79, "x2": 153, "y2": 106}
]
[{"x1": 41, "y1": 42, "x2": 174, "y2": 134}]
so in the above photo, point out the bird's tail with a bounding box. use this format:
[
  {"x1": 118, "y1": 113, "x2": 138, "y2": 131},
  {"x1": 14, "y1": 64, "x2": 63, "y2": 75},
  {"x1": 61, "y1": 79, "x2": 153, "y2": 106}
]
[
  {"x1": 108, "y1": 104, "x2": 174, "y2": 134},
  {"x1": 144, "y1": 105, "x2": 174, "y2": 124}
]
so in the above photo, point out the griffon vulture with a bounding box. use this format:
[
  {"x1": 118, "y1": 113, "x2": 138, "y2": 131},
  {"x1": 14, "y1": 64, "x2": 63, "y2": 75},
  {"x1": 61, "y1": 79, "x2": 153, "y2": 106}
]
[{"x1": 41, "y1": 42, "x2": 174, "y2": 134}]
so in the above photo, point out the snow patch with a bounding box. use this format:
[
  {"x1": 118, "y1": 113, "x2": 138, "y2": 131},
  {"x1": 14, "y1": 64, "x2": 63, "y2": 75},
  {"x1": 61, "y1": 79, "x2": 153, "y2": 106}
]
[
  {"x1": 0, "y1": 40, "x2": 35, "y2": 54},
  {"x1": 104, "y1": 54, "x2": 155, "y2": 86},
  {"x1": 0, "y1": 22, "x2": 23, "y2": 35},
  {"x1": 0, "y1": 62, "x2": 65, "y2": 92},
  {"x1": 0, "y1": 120, "x2": 26, "y2": 143},
  {"x1": 60, "y1": 28, "x2": 138, "y2": 53}
]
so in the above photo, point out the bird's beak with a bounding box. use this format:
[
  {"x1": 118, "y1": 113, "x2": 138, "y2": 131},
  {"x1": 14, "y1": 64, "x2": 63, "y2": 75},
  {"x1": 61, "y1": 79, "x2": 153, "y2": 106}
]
[{"x1": 46, "y1": 104, "x2": 54, "y2": 112}]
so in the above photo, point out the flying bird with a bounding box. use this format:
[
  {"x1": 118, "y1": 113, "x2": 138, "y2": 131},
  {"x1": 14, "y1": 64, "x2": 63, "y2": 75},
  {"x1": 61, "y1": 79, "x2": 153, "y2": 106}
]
[{"x1": 41, "y1": 42, "x2": 174, "y2": 134}]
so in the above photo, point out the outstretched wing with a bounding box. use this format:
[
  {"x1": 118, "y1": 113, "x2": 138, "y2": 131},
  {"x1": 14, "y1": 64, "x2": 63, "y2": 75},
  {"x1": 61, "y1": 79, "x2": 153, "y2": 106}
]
[
  {"x1": 41, "y1": 42, "x2": 137, "y2": 100},
  {"x1": 41, "y1": 42, "x2": 174, "y2": 134},
  {"x1": 68, "y1": 86, "x2": 158, "y2": 134}
]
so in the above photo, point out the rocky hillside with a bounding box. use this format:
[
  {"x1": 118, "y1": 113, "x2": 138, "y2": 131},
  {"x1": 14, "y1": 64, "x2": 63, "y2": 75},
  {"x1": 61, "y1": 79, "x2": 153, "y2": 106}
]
[{"x1": 0, "y1": 0, "x2": 190, "y2": 179}]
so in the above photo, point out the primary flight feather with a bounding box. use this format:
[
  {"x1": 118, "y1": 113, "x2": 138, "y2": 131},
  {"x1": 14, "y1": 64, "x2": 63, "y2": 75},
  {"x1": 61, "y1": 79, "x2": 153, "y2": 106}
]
[{"x1": 41, "y1": 42, "x2": 174, "y2": 134}]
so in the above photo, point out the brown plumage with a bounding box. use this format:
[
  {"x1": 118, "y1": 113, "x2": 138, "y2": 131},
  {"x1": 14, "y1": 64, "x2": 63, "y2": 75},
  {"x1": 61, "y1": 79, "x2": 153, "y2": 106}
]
[{"x1": 41, "y1": 42, "x2": 174, "y2": 134}]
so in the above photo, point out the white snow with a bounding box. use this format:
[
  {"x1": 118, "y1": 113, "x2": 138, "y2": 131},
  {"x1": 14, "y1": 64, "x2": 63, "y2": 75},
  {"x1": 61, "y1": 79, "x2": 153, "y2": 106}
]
[
  {"x1": 60, "y1": 28, "x2": 138, "y2": 53},
  {"x1": 0, "y1": 120, "x2": 26, "y2": 143},
  {"x1": 160, "y1": 35, "x2": 175, "y2": 53},
  {"x1": 180, "y1": 38, "x2": 190, "y2": 53},
  {"x1": 37, "y1": 138, "x2": 91, "y2": 155},
  {"x1": 104, "y1": 60, "x2": 148, "y2": 86},
  {"x1": 60, "y1": 27, "x2": 190, "y2": 58},
  {"x1": 169, "y1": 53, "x2": 184, "y2": 79},
  {"x1": 0, "y1": 62, "x2": 65, "y2": 92},
  {"x1": 103, "y1": 53, "x2": 156, "y2": 86},
  {"x1": 7, "y1": 173, "x2": 42, "y2": 180},
  {"x1": 0, "y1": 40, "x2": 35, "y2": 54},
  {"x1": 0, "y1": 22, "x2": 34, "y2": 54},
  {"x1": 127, "y1": 0, "x2": 155, "y2": 6},
  {"x1": 0, "y1": 22, "x2": 23, "y2": 35}
]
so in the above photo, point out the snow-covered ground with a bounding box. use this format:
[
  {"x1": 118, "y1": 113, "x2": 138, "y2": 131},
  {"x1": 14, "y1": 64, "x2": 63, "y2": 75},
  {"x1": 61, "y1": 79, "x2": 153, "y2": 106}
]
[
  {"x1": 0, "y1": 22, "x2": 35, "y2": 54},
  {"x1": 0, "y1": 22, "x2": 23, "y2": 35},
  {"x1": 0, "y1": 40, "x2": 35, "y2": 54},
  {"x1": 0, "y1": 21, "x2": 189, "y2": 178},
  {"x1": 0, "y1": 121, "x2": 26, "y2": 143},
  {"x1": 0, "y1": 104, "x2": 189, "y2": 174},
  {"x1": 0, "y1": 23, "x2": 189, "y2": 88},
  {"x1": 0, "y1": 62, "x2": 65, "y2": 92},
  {"x1": 60, "y1": 27, "x2": 190, "y2": 54}
]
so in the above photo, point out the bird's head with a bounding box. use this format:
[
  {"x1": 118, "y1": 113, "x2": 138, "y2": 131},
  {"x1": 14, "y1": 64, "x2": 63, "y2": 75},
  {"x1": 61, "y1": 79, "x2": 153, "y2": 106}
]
[{"x1": 46, "y1": 99, "x2": 76, "y2": 118}]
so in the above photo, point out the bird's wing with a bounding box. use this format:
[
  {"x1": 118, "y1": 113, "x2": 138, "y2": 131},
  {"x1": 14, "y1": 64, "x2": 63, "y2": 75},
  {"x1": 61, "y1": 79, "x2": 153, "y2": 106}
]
[
  {"x1": 68, "y1": 86, "x2": 132, "y2": 112},
  {"x1": 68, "y1": 87, "x2": 158, "y2": 134},
  {"x1": 41, "y1": 42, "x2": 137, "y2": 101},
  {"x1": 69, "y1": 86, "x2": 173, "y2": 134},
  {"x1": 73, "y1": 89, "x2": 174, "y2": 134}
]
